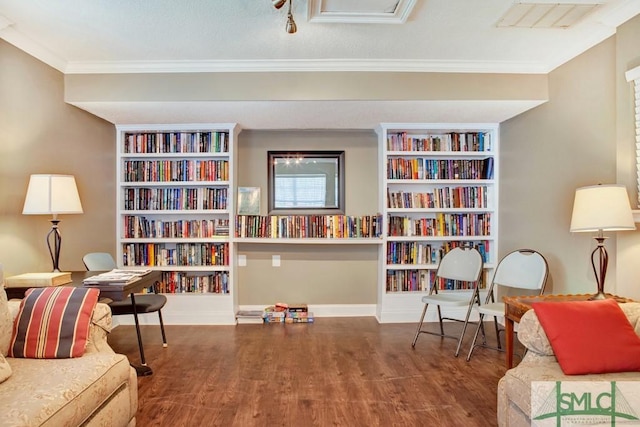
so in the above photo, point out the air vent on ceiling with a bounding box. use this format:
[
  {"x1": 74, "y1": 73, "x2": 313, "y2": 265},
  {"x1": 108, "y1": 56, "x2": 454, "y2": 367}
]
[
  {"x1": 497, "y1": 0, "x2": 605, "y2": 28},
  {"x1": 307, "y1": 0, "x2": 416, "y2": 24}
]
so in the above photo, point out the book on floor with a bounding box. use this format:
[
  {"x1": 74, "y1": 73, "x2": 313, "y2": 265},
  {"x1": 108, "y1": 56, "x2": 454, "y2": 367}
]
[
  {"x1": 236, "y1": 316, "x2": 264, "y2": 324},
  {"x1": 4, "y1": 272, "x2": 73, "y2": 288},
  {"x1": 236, "y1": 309, "x2": 264, "y2": 324}
]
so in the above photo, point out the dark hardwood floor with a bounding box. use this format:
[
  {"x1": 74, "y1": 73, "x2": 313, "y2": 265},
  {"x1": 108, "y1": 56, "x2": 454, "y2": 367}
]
[{"x1": 108, "y1": 318, "x2": 512, "y2": 427}]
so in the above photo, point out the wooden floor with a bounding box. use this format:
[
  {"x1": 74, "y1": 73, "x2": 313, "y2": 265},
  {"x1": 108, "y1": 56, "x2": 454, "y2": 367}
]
[{"x1": 108, "y1": 318, "x2": 511, "y2": 427}]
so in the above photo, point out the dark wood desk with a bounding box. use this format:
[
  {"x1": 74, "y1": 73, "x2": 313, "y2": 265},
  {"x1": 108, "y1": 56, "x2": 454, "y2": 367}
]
[
  {"x1": 6, "y1": 270, "x2": 162, "y2": 376},
  {"x1": 503, "y1": 293, "x2": 633, "y2": 369}
]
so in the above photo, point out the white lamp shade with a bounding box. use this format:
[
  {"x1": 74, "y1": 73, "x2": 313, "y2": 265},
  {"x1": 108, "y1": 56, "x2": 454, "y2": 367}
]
[
  {"x1": 570, "y1": 184, "x2": 636, "y2": 232},
  {"x1": 22, "y1": 174, "x2": 83, "y2": 215}
]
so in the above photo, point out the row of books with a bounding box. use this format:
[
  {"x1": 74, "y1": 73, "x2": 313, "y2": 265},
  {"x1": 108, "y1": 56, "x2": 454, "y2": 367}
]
[
  {"x1": 123, "y1": 159, "x2": 229, "y2": 182},
  {"x1": 236, "y1": 303, "x2": 315, "y2": 324},
  {"x1": 387, "y1": 158, "x2": 494, "y2": 180},
  {"x1": 123, "y1": 187, "x2": 229, "y2": 211},
  {"x1": 121, "y1": 242, "x2": 229, "y2": 267},
  {"x1": 387, "y1": 213, "x2": 491, "y2": 237},
  {"x1": 387, "y1": 186, "x2": 488, "y2": 209},
  {"x1": 386, "y1": 269, "x2": 488, "y2": 292},
  {"x1": 235, "y1": 214, "x2": 383, "y2": 239},
  {"x1": 158, "y1": 271, "x2": 229, "y2": 294},
  {"x1": 264, "y1": 311, "x2": 315, "y2": 323},
  {"x1": 123, "y1": 216, "x2": 230, "y2": 239},
  {"x1": 386, "y1": 132, "x2": 492, "y2": 153},
  {"x1": 123, "y1": 131, "x2": 230, "y2": 154},
  {"x1": 386, "y1": 240, "x2": 490, "y2": 265}
]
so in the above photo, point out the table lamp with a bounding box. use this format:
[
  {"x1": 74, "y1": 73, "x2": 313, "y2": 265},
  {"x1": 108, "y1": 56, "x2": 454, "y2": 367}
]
[
  {"x1": 22, "y1": 174, "x2": 83, "y2": 272},
  {"x1": 569, "y1": 184, "x2": 636, "y2": 299}
]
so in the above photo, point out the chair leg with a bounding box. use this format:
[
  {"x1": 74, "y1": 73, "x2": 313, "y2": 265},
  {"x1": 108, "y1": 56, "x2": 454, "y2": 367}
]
[
  {"x1": 436, "y1": 305, "x2": 445, "y2": 336},
  {"x1": 455, "y1": 293, "x2": 480, "y2": 357},
  {"x1": 493, "y1": 316, "x2": 502, "y2": 350},
  {"x1": 412, "y1": 303, "x2": 429, "y2": 348},
  {"x1": 158, "y1": 310, "x2": 168, "y2": 348},
  {"x1": 466, "y1": 313, "x2": 485, "y2": 361}
]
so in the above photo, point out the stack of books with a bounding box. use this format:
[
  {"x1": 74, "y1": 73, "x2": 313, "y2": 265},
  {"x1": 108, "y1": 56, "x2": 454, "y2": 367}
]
[
  {"x1": 263, "y1": 305, "x2": 286, "y2": 323},
  {"x1": 235, "y1": 310, "x2": 264, "y2": 324},
  {"x1": 83, "y1": 269, "x2": 152, "y2": 289},
  {"x1": 285, "y1": 304, "x2": 314, "y2": 323},
  {"x1": 263, "y1": 303, "x2": 314, "y2": 324}
]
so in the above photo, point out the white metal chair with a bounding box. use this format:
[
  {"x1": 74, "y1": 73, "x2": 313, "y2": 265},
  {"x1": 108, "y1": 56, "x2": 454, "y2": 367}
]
[
  {"x1": 466, "y1": 249, "x2": 548, "y2": 361},
  {"x1": 82, "y1": 252, "x2": 168, "y2": 361},
  {"x1": 411, "y1": 246, "x2": 484, "y2": 357}
]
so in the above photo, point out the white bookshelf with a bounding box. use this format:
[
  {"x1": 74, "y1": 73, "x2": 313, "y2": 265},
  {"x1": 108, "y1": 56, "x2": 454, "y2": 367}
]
[
  {"x1": 116, "y1": 123, "x2": 240, "y2": 325},
  {"x1": 376, "y1": 123, "x2": 499, "y2": 323}
]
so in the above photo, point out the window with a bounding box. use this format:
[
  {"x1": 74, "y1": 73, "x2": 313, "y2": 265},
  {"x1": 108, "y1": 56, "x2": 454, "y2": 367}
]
[{"x1": 268, "y1": 151, "x2": 345, "y2": 214}]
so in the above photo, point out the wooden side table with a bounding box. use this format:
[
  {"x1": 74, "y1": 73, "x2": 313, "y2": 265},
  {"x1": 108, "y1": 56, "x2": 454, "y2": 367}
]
[{"x1": 503, "y1": 293, "x2": 633, "y2": 369}]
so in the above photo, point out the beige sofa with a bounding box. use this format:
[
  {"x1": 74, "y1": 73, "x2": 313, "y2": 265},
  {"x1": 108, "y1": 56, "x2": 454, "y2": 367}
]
[
  {"x1": 0, "y1": 284, "x2": 138, "y2": 427},
  {"x1": 497, "y1": 302, "x2": 640, "y2": 427}
]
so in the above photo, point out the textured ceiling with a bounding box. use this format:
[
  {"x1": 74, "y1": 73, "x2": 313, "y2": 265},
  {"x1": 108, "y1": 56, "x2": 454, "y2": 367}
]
[
  {"x1": 1, "y1": 0, "x2": 639, "y2": 73},
  {"x1": 1, "y1": 0, "x2": 639, "y2": 127}
]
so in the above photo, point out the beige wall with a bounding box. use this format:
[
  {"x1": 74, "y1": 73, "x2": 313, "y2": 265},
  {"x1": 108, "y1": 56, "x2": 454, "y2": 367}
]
[
  {"x1": 236, "y1": 130, "x2": 378, "y2": 304},
  {"x1": 65, "y1": 72, "x2": 548, "y2": 103},
  {"x1": 616, "y1": 14, "x2": 640, "y2": 299},
  {"x1": 500, "y1": 35, "x2": 628, "y2": 296},
  {"x1": 0, "y1": 40, "x2": 116, "y2": 276}
]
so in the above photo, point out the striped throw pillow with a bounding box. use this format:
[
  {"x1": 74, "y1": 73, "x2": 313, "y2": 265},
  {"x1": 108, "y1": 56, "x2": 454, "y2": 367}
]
[{"x1": 9, "y1": 287, "x2": 99, "y2": 359}]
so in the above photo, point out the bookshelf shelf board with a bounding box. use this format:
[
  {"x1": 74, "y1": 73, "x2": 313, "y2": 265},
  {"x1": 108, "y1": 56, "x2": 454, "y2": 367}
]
[
  {"x1": 385, "y1": 235, "x2": 494, "y2": 242},
  {"x1": 120, "y1": 209, "x2": 230, "y2": 215},
  {"x1": 121, "y1": 237, "x2": 230, "y2": 243},
  {"x1": 121, "y1": 152, "x2": 230, "y2": 159},
  {"x1": 386, "y1": 208, "x2": 492, "y2": 213},
  {"x1": 163, "y1": 292, "x2": 233, "y2": 298},
  {"x1": 120, "y1": 181, "x2": 230, "y2": 187},
  {"x1": 385, "y1": 262, "x2": 495, "y2": 270},
  {"x1": 234, "y1": 237, "x2": 384, "y2": 245},
  {"x1": 133, "y1": 265, "x2": 230, "y2": 272},
  {"x1": 386, "y1": 151, "x2": 492, "y2": 157},
  {"x1": 386, "y1": 179, "x2": 495, "y2": 185},
  {"x1": 386, "y1": 264, "x2": 437, "y2": 270},
  {"x1": 384, "y1": 288, "x2": 480, "y2": 295}
]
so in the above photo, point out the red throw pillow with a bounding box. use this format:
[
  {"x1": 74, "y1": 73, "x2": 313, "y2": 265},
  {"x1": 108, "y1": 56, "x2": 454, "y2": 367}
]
[
  {"x1": 9, "y1": 287, "x2": 99, "y2": 359},
  {"x1": 532, "y1": 298, "x2": 640, "y2": 375}
]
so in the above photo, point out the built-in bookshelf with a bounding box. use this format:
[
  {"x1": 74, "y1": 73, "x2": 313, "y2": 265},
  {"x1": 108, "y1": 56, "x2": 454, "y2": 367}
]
[
  {"x1": 376, "y1": 123, "x2": 499, "y2": 323},
  {"x1": 116, "y1": 124, "x2": 239, "y2": 324}
]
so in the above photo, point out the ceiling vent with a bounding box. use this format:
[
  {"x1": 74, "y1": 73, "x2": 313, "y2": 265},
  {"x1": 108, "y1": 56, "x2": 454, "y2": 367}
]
[
  {"x1": 307, "y1": 0, "x2": 416, "y2": 24},
  {"x1": 497, "y1": 0, "x2": 605, "y2": 28}
]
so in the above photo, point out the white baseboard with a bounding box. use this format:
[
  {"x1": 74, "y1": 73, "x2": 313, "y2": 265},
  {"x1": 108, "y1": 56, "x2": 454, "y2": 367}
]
[
  {"x1": 113, "y1": 304, "x2": 377, "y2": 326},
  {"x1": 240, "y1": 304, "x2": 377, "y2": 317},
  {"x1": 110, "y1": 304, "x2": 485, "y2": 326}
]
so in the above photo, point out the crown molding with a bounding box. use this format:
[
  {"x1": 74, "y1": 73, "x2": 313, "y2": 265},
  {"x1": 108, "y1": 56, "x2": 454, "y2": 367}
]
[{"x1": 0, "y1": 27, "x2": 67, "y2": 72}]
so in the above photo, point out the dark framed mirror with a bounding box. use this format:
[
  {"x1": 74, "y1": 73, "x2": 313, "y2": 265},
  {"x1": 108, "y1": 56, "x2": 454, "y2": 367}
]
[{"x1": 268, "y1": 150, "x2": 345, "y2": 214}]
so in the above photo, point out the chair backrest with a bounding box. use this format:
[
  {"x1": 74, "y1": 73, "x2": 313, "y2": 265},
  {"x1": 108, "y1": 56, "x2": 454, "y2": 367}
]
[
  {"x1": 83, "y1": 252, "x2": 117, "y2": 271},
  {"x1": 492, "y1": 249, "x2": 548, "y2": 292},
  {"x1": 436, "y1": 247, "x2": 484, "y2": 283}
]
